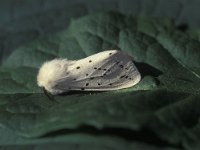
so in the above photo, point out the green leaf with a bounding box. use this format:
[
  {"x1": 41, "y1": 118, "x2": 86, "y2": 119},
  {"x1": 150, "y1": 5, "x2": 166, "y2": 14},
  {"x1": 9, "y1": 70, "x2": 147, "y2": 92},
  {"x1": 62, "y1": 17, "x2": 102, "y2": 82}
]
[
  {"x1": 0, "y1": 67, "x2": 39, "y2": 94},
  {"x1": 0, "y1": 126, "x2": 181, "y2": 150},
  {"x1": 0, "y1": 90, "x2": 188, "y2": 137}
]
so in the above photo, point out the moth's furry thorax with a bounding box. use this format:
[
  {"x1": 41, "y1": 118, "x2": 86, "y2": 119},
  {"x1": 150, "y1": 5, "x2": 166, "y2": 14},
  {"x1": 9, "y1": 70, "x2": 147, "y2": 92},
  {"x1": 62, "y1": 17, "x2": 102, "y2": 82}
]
[{"x1": 37, "y1": 59, "x2": 72, "y2": 94}]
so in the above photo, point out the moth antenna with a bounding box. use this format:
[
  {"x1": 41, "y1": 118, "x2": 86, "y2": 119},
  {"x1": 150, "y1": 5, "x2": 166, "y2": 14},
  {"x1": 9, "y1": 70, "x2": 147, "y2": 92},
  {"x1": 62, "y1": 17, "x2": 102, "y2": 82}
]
[{"x1": 42, "y1": 87, "x2": 56, "y2": 101}]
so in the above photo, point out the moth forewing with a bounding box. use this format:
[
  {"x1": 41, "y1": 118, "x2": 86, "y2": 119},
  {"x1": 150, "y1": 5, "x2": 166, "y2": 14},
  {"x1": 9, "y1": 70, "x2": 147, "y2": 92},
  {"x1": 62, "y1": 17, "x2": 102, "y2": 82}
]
[{"x1": 37, "y1": 50, "x2": 141, "y2": 95}]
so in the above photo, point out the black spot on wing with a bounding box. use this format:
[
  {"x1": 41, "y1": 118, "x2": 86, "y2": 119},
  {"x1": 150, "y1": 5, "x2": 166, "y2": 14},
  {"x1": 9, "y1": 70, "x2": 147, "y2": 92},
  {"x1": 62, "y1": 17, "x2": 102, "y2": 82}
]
[
  {"x1": 119, "y1": 65, "x2": 124, "y2": 68},
  {"x1": 120, "y1": 75, "x2": 125, "y2": 78},
  {"x1": 116, "y1": 61, "x2": 120, "y2": 65}
]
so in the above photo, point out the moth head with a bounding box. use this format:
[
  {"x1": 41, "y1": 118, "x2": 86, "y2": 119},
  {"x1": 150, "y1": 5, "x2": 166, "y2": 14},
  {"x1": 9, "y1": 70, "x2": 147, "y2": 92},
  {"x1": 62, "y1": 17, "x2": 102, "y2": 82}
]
[{"x1": 37, "y1": 59, "x2": 70, "y2": 94}]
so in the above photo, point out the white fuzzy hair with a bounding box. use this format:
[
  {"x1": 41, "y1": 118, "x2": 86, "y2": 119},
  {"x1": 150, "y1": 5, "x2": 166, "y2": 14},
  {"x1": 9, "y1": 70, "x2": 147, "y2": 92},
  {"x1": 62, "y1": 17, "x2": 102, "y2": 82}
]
[{"x1": 37, "y1": 59, "x2": 74, "y2": 94}]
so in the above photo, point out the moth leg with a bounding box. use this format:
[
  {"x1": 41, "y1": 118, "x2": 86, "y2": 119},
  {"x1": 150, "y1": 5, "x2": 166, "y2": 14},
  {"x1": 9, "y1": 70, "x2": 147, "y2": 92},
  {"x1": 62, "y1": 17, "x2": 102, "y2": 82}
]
[{"x1": 42, "y1": 87, "x2": 55, "y2": 101}]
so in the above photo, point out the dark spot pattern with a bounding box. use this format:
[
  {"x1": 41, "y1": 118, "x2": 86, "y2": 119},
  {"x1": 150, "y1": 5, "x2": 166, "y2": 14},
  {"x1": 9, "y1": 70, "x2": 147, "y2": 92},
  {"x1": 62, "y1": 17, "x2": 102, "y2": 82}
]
[
  {"x1": 98, "y1": 83, "x2": 101, "y2": 85},
  {"x1": 109, "y1": 53, "x2": 112, "y2": 55},
  {"x1": 86, "y1": 83, "x2": 89, "y2": 86},
  {"x1": 109, "y1": 83, "x2": 112, "y2": 86},
  {"x1": 98, "y1": 68, "x2": 101, "y2": 70},
  {"x1": 86, "y1": 74, "x2": 89, "y2": 76},
  {"x1": 81, "y1": 88, "x2": 85, "y2": 91},
  {"x1": 76, "y1": 66, "x2": 80, "y2": 69},
  {"x1": 119, "y1": 65, "x2": 124, "y2": 68},
  {"x1": 116, "y1": 61, "x2": 120, "y2": 65},
  {"x1": 89, "y1": 60, "x2": 92, "y2": 63},
  {"x1": 73, "y1": 78, "x2": 76, "y2": 80},
  {"x1": 94, "y1": 67, "x2": 97, "y2": 69},
  {"x1": 125, "y1": 76, "x2": 129, "y2": 79},
  {"x1": 103, "y1": 69, "x2": 107, "y2": 71},
  {"x1": 90, "y1": 77, "x2": 94, "y2": 80},
  {"x1": 120, "y1": 75, "x2": 125, "y2": 78}
]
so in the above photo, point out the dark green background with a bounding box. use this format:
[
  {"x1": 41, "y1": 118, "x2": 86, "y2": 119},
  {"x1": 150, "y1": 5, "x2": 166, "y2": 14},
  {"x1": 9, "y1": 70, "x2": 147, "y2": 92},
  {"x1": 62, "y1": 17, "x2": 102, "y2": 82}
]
[{"x1": 1, "y1": 0, "x2": 200, "y2": 64}]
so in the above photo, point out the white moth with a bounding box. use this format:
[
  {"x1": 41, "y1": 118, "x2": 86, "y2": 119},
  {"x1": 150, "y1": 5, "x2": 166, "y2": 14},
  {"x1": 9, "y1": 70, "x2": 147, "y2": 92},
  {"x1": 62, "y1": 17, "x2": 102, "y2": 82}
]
[{"x1": 37, "y1": 50, "x2": 141, "y2": 95}]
